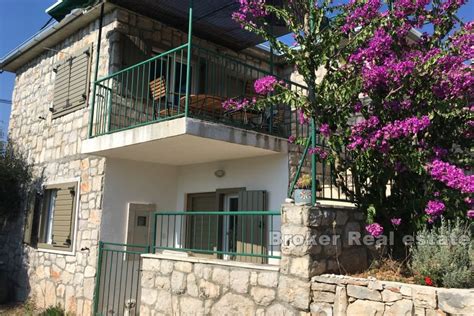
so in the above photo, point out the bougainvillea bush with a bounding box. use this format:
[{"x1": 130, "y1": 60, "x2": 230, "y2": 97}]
[{"x1": 231, "y1": 0, "x2": 473, "y2": 246}]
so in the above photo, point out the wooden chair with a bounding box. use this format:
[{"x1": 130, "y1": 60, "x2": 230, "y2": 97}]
[{"x1": 149, "y1": 77, "x2": 173, "y2": 118}]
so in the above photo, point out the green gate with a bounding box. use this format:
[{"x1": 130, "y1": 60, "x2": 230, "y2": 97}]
[{"x1": 93, "y1": 242, "x2": 150, "y2": 316}]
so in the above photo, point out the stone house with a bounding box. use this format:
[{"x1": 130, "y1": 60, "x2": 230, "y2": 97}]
[{"x1": 0, "y1": 1, "x2": 366, "y2": 315}]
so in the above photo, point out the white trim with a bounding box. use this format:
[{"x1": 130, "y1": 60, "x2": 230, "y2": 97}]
[
  {"x1": 36, "y1": 177, "x2": 81, "y2": 257},
  {"x1": 141, "y1": 253, "x2": 280, "y2": 271}
]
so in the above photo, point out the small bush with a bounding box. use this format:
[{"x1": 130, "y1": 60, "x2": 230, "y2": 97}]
[
  {"x1": 410, "y1": 219, "x2": 473, "y2": 288},
  {"x1": 0, "y1": 140, "x2": 32, "y2": 220},
  {"x1": 40, "y1": 304, "x2": 65, "y2": 316}
]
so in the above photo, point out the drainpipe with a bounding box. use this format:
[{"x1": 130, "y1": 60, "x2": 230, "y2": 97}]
[
  {"x1": 184, "y1": 0, "x2": 194, "y2": 117},
  {"x1": 88, "y1": 1, "x2": 105, "y2": 138}
]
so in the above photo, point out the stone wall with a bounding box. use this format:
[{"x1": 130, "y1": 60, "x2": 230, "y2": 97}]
[
  {"x1": 139, "y1": 255, "x2": 306, "y2": 315},
  {"x1": 311, "y1": 274, "x2": 474, "y2": 316},
  {"x1": 6, "y1": 9, "x2": 119, "y2": 313},
  {"x1": 280, "y1": 203, "x2": 368, "y2": 278}
]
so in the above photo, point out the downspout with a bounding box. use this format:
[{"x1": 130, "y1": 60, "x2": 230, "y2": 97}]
[
  {"x1": 88, "y1": 1, "x2": 105, "y2": 138},
  {"x1": 184, "y1": 0, "x2": 194, "y2": 117}
]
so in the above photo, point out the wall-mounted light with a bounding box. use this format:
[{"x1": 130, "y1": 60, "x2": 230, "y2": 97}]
[{"x1": 214, "y1": 170, "x2": 225, "y2": 178}]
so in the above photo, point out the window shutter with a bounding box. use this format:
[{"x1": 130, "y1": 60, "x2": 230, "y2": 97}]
[
  {"x1": 237, "y1": 190, "x2": 267, "y2": 263},
  {"x1": 51, "y1": 184, "x2": 76, "y2": 248},
  {"x1": 23, "y1": 190, "x2": 42, "y2": 245},
  {"x1": 52, "y1": 48, "x2": 91, "y2": 118}
]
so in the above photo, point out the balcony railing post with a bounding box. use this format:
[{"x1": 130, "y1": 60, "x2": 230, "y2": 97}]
[
  {"x1": 185, "y1": 0, "x2": 194, "y2": 117},
  {"x1": 311, "y1": 118, "x2": 317, "y2": 205}
]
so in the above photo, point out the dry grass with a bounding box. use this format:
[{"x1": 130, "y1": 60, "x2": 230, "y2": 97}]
[{"x1": 351, "y1": 257, "x2": 416, "y2": 284}]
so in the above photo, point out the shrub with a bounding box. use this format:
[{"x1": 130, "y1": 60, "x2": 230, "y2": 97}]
[
  {"x1": 410, "y1": 219, "x2": 473, "y2": 288},
  {"x1": 0, "y1": 140, "x2": 32, "y2": 220},
  {"x1": 40, "y1": 304, "x2": 65, "y2": 316}
]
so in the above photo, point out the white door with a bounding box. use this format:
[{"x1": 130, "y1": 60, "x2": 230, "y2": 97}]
[{"x1": 127, "y1": 203, "x2": 156, "y2": 248}]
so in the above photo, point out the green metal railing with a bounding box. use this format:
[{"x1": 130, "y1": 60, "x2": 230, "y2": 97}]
[
  {"x1": 93, "y1": 242, "x2": 149, "y2": 316},
  {"x1": 88, "y1": 42, "x2": 307, "y2": 138},
  {"x1": 287, "y1": 129, "x2": 355, "y2": 202},
  {"x1": 152, "y1": 211, "x2": 281, "y2": 263}
]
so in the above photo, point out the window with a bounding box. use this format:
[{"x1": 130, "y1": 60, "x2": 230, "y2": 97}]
[
  {"x1": 36, "y1": 182, "x2": 78, "y2": 251},
  {"x1": 51, "y1": 47, "x2": 91, "y2": 119}
]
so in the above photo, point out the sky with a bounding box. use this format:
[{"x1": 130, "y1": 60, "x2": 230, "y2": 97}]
[{"x1": 0, "y1": 0, "x2": 473, "y2": 140}]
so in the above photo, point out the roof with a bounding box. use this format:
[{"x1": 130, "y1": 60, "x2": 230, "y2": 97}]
[{"x1": 108, "y1": 0, "x2": 289, "y2": 51}]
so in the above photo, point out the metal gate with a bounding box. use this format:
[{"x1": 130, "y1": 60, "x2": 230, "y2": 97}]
[{"x1": 93, "y1": 242, "x2": 150, "y2": 316}]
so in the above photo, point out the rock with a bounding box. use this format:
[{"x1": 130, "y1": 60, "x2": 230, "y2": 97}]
[
  {"x1": 333, "y1": 286, "x2": 348, "y2": 316},
  {"x1": 312, "y1": 283, "x2": 336, "y2": 292},
  {"x1": 289, "y1": 256, "x2": 312, "y2": 278},
  {"x1": 278, "y1": 275, "x2": 311, "y2": 310},
  {"x1": 310, "y1": 303, "x2": 333, "y2": 316},
  {"x1": 210, "y1": 293, "x2": 255, "y2": 315},
  {"x1": 347, "y1": 285, "x2": 381, "y2": 301},
  {"x1": 347, "y1": 300, "x2": 385, "y2": 316},
  {"x1": 174, "y1": 261, "x2": 193, "y2": 273},
  {"x1": 160, "y1": 260, "x2": 174, "y2": 275},
  {"x1": 266, "y1": 303, "x2": 296, "y2": 316},
  {"x1": 437, "y1": 290, "x2": 474, "y2": 315},
  {"x1": 155, "y1": 276, "x2": 171, "y2": 290},
  {"x1": 368, "y1": 280, "x2": 383, "y2": 291},
  {"x1": 308, "y1": 209, "x2": 336, "y2": 227},
  {"x1": 195, "y1": 264, "x2": 212, "y2": 280},
  {"x1": 313, "y1": 291, "x2": 335, "y2": 303},
  {"x1": 199, "y1": 280, "x2": 220, "y2": 299},
  {"x1": 171, "y1": 271, "x2": 186, "y2": 294},
  {"x1": 230, "y1": 270, "x2": 250, "y2": 293},
  {"x1": 141, "y1": 288, "x2": 157, "y2": 305},
  {"x1": 257, "y1": 271, "x2": 279, "y2": 288},
  {"x1": 400, "y1": 285, "x2": 413, "y2": 297},
  {"x1": 386, "y1": 299, "x2": 414, "y2": 316},
  {"x1": 335, "y1": 211, "x2": 349, "y2": 226},
  {"x1": 179, "y1": 296, "x2": 204, "y2": 315},
  {"x1": 187, "y1": 274, "x2": 199, "y2": 297},
  {"x1": 382, "y1": 289, "x2": 403, "y2": 302},
  {"x1": 141, "y1": 271, "x2": 155, "y2": 288},
  {"x1": 154, "y1": 290, "x2": 172, "y2": 314},
  {"x1": 250, "y1": 287, "x2": 276, "y2": 306},
  {"x1": 413, "y1": 287, "x2": 437, "y2": 309},
  {"x1": 212, "y1": 267, "x2": 230, "y2": 287}
]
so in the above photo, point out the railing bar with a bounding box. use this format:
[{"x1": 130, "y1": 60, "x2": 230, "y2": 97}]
[
  {"x1": 153, "y1": 211, "x2": 280, "y2": 216},
  {"x1": 173, "y1": 214, "x2": 176, "y2": 248},
  {"x1": 99, "y1": 247, "x2": 108, "y2": 314},
  {"x1": 95, "y1": 44, "x2": 188, "y2": 83},
  {"x1": 105, "y1": 251, "x2": 114, "y2": 315},
  {"x1": 116, "y1": 248, "x2": 124, "y2": 315},
  {"x1": 123, "y1": 249, "x2": 130, "y2": 315},
  {"x1": 134, "y1": 256, "x2": 142, "y2": 315},
  {"x1": 128, "y1": 251, "x2": 136, "y2": 314},
  {"x1": 100, "y1": 241, "x2": 150, "y2": 248},
  {"x1": 146, "y1": 62, "x2": 151, "y2": 121}
]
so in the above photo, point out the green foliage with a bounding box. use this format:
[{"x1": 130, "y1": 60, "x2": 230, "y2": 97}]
[
  {"x1": 0, "y1": 140, "x2": 33, "y2": 220},
  {"x1": 40, "y1": 304, "x2": 65, "y2": 316},
  {"x1": 296, "y1": 174, "x2": 312, "y2": 189},
  {"x1": 410, "y1": 220, "x2": 473, "y2": 288}
]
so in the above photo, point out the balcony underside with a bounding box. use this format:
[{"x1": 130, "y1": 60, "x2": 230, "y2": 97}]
[{"x1": 82, "y1": 117, "x2": 288, "y2": 165}]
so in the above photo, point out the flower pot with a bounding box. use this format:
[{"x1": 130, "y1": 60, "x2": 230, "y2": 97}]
[{"x1": 294, "y1": 189, "x2": 312, "y2": 205}]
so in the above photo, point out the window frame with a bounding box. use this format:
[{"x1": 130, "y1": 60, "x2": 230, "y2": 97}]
[{"x1": 37, "y1": 179, "x2": 80, "y2": 255}]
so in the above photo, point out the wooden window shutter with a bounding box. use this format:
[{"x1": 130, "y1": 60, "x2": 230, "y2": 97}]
[
  {"x1": 23, "y1": 190, "x2": 42, "y2": 245},
  {"x1": 237, "y1": 190, "x2": 267, "y2": 263},
  {"x1": 52, "y1": 47, "x2": 91, "y2": 118},
  {"x1": 51, "y1": 184, "x2": 76, "y2": 248}
]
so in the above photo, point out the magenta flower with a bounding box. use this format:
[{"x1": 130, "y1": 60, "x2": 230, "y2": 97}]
[
  {"x1": 390, "y1": 218, "x2": 402, "y2": 226},
  {"x1": 309, "y1": 147, "x2": 328, "y2": 159},
  {"x1": 319, "y1": 123, "x2": 331, "y2": 137},
  {"x1": 467, "y1": 210, "x2": 474, "y2": 219},
  {"x1": 365, "y1": 223, "x2": 384, "y2": 237},
  {"x1": 288, "y1": 135, "x2": 296, "y2": 144},
  {"x1": 428, "y1": 160, "x2": 474, "y2": 194},
  {"x1": 254, "y1": 76, "x2": 279, "y2": 95},
  {"x1": 297, "y1": 109, "x2": 309, "y2": 125},
  {"x1": 424, "y1": 200, "x2": 446, "y2": 217}
]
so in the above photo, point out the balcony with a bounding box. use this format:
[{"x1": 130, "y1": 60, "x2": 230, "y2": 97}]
[{"x1": 83, "y1": 44, "x2": 306, "y2": 164}]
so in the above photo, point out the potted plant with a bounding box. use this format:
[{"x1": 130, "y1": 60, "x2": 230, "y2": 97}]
[{"x1": 294, "y1": 174, "x2": 312, "y2": 205}]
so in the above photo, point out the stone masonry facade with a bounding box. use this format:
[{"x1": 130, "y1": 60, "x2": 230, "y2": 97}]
[
  {"x1": 311, "y1": 274, "x2": 474, "y2": 316},
  {"x1": 4, "y1": 4, "x2": 290, "y2": 314}
]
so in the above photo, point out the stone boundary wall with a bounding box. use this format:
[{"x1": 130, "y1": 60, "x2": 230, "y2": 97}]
[
  {"x1": 311, "y1": 274, "x2": 474, "y2": 316},
  {"x1": 139, "y1": 254, "x2": 307, "y2": 315}
]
